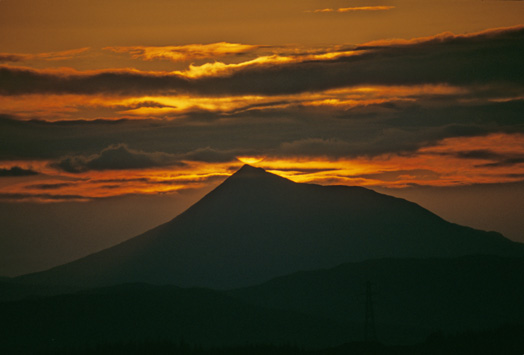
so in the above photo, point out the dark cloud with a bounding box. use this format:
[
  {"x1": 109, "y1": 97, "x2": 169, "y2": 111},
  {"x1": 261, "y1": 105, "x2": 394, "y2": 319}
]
[
  {"x1": 0, "y1": 66, "x2": 189, "y2": 96},
  {"x1": 121, "y1": 100, "x2": 177, "y2": 109},
  {"x1": 0, "y1": 48, "x2": 90, "y2": 65},
  {"x1": 455, "y1": 150, "x2": 503, "y2": 160},
  {"x1": 2, "y1": 97, "x2": 524, "y2": 163},
  {"x1": 0, "y1": 167, "x2": 38, "y2": 177},
  {"x1": 0, "y1": 27, "x2": 522, "y2": 96},
  {"x1": 0, "y1": 71, "x2": 522, "y2": 173},
  {"x1": 100, "y1": 185, "x2": 122, "y2": 190},
  {"x1": 52, "y1": 144, "x2": 184, "y2": 173},
  {"x1": 94, "y1": 177, "x2": 151, "y2": 184},
  {"x1": 93, "y1": 174, "x2": 225, "y2": 186},
  {"x1": 435, "y1": 149, "x2": 524, "y2": 168},
  {"x1": 0, "y1": 193, "x2": 88, "y2": 201},
  {"x1": 478, "y1": 157, "x2": 524, "y2": 168},
  {"x1": 96, "y1": 174, "x2": 225, "y2": 192},
  {"x1": 279, "y1": 138, "x2": 352, "y2": 158},
  {"x1": 0, "y1": 54, "x2": 26, "y2": 63},
  {"x1": 26, "y1": 183, "x2": 74, "y2": 190},
  {"x1": 51, "y1": 144, "x2": 242, "y2": 173},
  {"x1": 352, "y1": 169, "x2": 441, "y2": 182},
  {"x1": 180, "y1": 147, "x2": 240, "y2": 163}
]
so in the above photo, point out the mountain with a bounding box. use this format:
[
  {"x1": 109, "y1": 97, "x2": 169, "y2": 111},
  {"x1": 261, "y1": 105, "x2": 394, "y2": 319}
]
[{"x1": 16, "y1": 165, "x2": 524, "y2": 289}]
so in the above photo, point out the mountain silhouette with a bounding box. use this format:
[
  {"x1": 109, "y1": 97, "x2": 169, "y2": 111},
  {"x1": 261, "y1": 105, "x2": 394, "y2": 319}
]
[{"x1": 17, "y1": 165, "x2": 524, "y2": 289}]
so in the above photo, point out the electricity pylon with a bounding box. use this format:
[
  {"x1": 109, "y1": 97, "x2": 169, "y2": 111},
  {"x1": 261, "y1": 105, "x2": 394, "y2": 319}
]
[{"x1": 364, "y1": 281, "x2": 377, "y2": 342}]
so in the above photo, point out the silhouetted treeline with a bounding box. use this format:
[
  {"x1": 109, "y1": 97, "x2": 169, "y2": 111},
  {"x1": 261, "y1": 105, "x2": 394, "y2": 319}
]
[
  {"x1": 41, "y1": 342, "x2": 305, "y2": 355},
  {"x1": 38, "y1": 324, "x2": 524, "y2": 355}
]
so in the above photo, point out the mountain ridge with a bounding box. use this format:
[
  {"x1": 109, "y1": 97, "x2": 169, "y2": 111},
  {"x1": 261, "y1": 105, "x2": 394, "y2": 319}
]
[{"x1": 16, "y1": 165, "x2": 524, "y2": 289}]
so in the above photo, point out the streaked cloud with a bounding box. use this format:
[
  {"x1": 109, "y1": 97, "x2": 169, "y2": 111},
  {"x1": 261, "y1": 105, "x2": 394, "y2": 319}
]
[
  {"x1": 105, "y1": 43, "x2": 260, "y2": 62},
  {"x1": 0, "y1": 162, "x2": 234, "y2": 202},
  {"x1": 422, "y1": 134, "x2": 524, "y2": 169},
  {"x1": 0, "y1": 54, "x2": 26, "y2": 63},
  {"x1": 0, "y1": 48, "x2": 90, "y2": 63},
  {"x1": 1, "y1": 26, "x2": 522, "y2": 98},
  {"x1": 2, "y1": 131, "x2": 523, "y2": 202},
  {"x1": 52, "y1": 144, "x2": 184, "y2": 173},
  {"x1": 0, "y1": 26, "x2": 523, "y2": 201},
  {"x1": 26, "y1": 182, "x2": 75, "y2": 190},
  {"x1": 0, "y1": 192, "x2": 90, "y2": 202},
  {"x1": 0, "y1": 166, "x2": 38, "y2": 177},
  {"x1": 309, "y1": 6, "x2": 395, "y2": 13},
  {"x1": 52, "y1": 144, "x2": 241, "y2": 173}
]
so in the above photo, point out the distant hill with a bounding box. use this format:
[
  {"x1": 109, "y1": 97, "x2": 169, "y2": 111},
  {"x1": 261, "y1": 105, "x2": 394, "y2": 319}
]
[
  {"x1": 3, "y1": 256, "x2": 524, "y2": 352},
  {"x1": 16, "y1": 165, "x2": 524, "y2": 289},
  {"x1": 231, "y1": 255, "x2": 524, "y2": 344}
]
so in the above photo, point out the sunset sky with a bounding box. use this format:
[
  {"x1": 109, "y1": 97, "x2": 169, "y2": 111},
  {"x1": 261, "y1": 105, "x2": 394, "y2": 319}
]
[{"x1": 1, "y1": 0, "x2": 523, "y2": 276}]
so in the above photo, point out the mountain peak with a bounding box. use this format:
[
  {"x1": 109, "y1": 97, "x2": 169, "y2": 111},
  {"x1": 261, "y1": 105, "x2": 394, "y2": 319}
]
[
  {"x1": 225, "y1": 165, "x2": 294, "y2": 187},
  {"x1": 219, "y1": 165, "x2": 290, "y2": 191},
  {"x1": 232, "y1": 164, "x2": 268, "y2": 177}
]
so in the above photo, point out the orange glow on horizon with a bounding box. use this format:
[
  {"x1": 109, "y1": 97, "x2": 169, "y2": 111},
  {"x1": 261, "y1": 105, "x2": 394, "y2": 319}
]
[
  {"x1": 310, "y1": 6, "x2": 395, "y2": 13},
  {"x1": 2, "y1": 132, "x2": 524, "y2": 202},
  {"x1": 236, "y1": 156, "x2": 266, "y2": 165}
]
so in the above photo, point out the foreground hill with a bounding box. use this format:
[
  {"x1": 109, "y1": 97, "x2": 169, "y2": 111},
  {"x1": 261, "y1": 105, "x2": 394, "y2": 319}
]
[
  {"x1": 0, "y1": 283, "x2": 354, "y2": 353},
  {"x1": 7, "y1": 325, "x2": 524, "y2": 355},
  {"x1": 0, "y1": 278, "x2": 79, "y2": 302},
  {"x1": 231, "y1": 255, "x2": 524, "y2": 344},
  {"x1": 17, "y1": 165, "x2": 524, "y2": 289}
]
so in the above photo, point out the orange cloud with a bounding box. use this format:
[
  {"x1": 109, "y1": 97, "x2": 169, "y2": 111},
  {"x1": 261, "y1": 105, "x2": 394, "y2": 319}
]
[
  {"x1": 0, "y1": 161, "x2": 234, "y2": 202},
  {"x1": 0, "y1": 48, "x2": 90, "y2": 63},
  {"x1": 105, "y1": 43, "x2": 260, "y2": 62},
  {"x1": 359, "y1": 24, "x2": 524, "y2": 48},
  {"x1": 2, "y1": 133, "x2": 523, "y2": 202},
  {"x1": 0, "y1": 84, "x2": 478, "y2": 120},
  {"x1": 174, "y1": 49, "x2": 362, "y2": 79},
  {"x1": 310, "y1": 6, "x2": 395, "y2": 13},
  {"x1": 118, "y1": 84, "x2": 465, "y2": 117},
  {"x1": 253, "y1": 133, "x2": 524, "y2": 188},
  {"x1": 2, "y1": 26, "x2": 522, "y2": 99}
]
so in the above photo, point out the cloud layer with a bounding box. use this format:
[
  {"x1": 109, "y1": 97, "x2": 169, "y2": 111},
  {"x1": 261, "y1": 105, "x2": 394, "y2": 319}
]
[
  {"x1": 310, "y1": 6, "x2": 395, "y2": 13},
  {"x1": 0, "y1": 26, "x2": 523, "y2": 201},
  {"x1": 0, "y1": 26, "x2": 522, "y2": 97},
  {"x1": 105, "y1": 43, "x2": 260, "y2": 62}
]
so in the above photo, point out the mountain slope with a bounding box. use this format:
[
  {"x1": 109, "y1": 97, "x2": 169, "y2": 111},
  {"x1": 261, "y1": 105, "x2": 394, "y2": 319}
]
[{"x1": 17, "y1": 165, "x2": 524, "y2": 289}]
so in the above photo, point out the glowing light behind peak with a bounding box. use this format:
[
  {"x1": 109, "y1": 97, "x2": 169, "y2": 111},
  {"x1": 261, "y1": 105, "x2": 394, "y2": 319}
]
[{"x1": 236, "y1": 156, "x2": 266, "y2": 165}]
